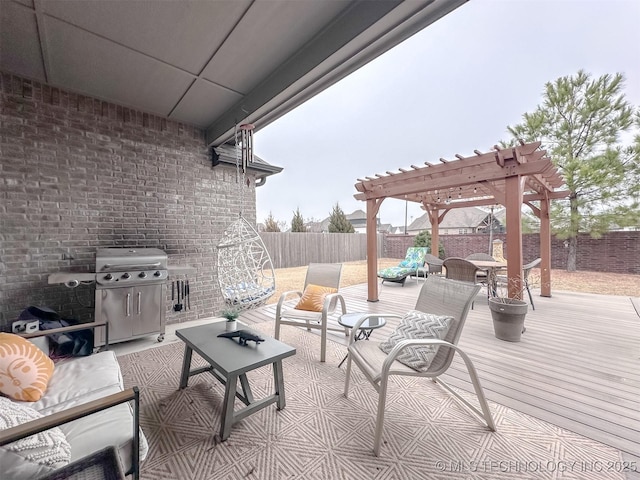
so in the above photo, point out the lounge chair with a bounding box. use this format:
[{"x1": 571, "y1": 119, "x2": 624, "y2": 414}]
[{"x1": 377, "y1": 247, "x2": 428, "y2": 286}]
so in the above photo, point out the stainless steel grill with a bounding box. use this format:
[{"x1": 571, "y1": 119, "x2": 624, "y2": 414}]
[
  {"x1": 94, "y1": 248, "x2": 168, "y2": 345},
  {"x1": 95, "y1": 248, "x2": 168, "y2": 287}
]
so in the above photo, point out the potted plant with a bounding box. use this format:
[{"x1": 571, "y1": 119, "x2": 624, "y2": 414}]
[
  {"x1": 488, "y1": 272, "x2": 538, "y2": 342},
  {"x1": 221, "y1": 307, "x2": 240, "y2": 331}
]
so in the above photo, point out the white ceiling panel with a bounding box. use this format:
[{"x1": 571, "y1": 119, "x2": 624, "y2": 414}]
[
  {"x1": 44, "y1": 16, "x2": 196, "y2": 116},
  {"x1": 170, "y1": 79, "x2": 242, "y2": 127},
  {"x1": 42, "y1": 0, "x2": 251, "y2": 74},
  {"x1": 0, "y1": 1, "x2": 45, "y2": 81}
]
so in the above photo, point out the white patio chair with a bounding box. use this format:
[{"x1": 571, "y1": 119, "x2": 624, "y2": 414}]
[
  {"x1": 343, "y1": 275, "x2": 496, "y2": 456},
  {"x1": 274, "y1": 263, "x2": 347, "y2": 362}
]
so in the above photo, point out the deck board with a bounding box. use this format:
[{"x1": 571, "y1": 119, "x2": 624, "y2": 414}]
[{"x1": 241, "y1": 279, "x2": 640, "y2": 457}]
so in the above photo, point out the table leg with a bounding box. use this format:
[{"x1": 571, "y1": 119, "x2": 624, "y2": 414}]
[
  {"x1": 179, "y1": 344, "x2": 193, "y2": 389},
  {"x1": 220, "y1": 374, "x2": 238, "y2": 441},
  {"x1": 239, "y1": 373, "x2": 254, "y2": 404},
  {"x1": 338, "y1": 328, "x2": 373, "y2": 368},
  {"x1": 273, "y1": 361, "x2": 286, "y2": 410}
]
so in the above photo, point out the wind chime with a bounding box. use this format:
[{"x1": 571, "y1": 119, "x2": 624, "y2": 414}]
[{"x1": 216, "y1": 123, "x2": 276, "y2": 311}]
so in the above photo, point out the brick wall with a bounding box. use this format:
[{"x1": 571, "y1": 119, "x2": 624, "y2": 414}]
[
  {"x1": 383, "y1": 231, "x2": 640, "y2": 274},
  {"x1": 0, "y1": 73, "x2": 256, "y2": 330}
]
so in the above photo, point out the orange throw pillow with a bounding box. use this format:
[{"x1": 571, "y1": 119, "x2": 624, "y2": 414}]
[
  {"x1": 295, "y1": 284, "x2": 338, "y2": 312},
  {"x1": 0, "y1": 333, "x2": 54, "y2": 401}
]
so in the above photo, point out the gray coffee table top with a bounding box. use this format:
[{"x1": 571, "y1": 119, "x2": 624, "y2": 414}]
[{"x1": 176, "y1": 322, "x2": 296, "y2": 376}]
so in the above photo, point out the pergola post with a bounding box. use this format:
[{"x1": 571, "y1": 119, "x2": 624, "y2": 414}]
[
  {"x1": 540, "y1": 195, "x2": 552, "y2": 297},
  {"x1": 428, "y1": 207, "x2": 440, "y2": 257},
  {"x1": 366, "y1": 198, "x2": 382, "y2": 302},
  {"x1": 504, "y1": 176, "x2": 524, "y2": 298}
]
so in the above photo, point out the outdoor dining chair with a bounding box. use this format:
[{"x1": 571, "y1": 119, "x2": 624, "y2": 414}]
[
  {"x1": 495, "y1": 258, "x2": 542, "y2": 310},
  {"x1": 274, "y1": 263, "x2": 347, "y2": 362},
  {"x1": 343, "y1": 275, "x2": 496, "y2": 456},
  {"x1": 443, "y1": 257, "x2": 482, "y2": 308}
]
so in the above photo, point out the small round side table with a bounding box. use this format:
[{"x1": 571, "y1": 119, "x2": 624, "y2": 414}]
[{"x1": 337, "y1": 313, "x2": 387, "y2": 368}]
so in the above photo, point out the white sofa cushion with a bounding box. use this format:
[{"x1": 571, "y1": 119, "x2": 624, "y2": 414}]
[
  {"x1": 17, "y1": 349, "x2": 148, "y2": 474},
  {"x1": 0, "y1": 396, "x2": 71, "y2": 480},
  {"x1": 29, "y1": 351, "x2": 123, "y2": 415},
  {"x1": 60, "y1": 402, "x2": 149, "y2": 471}
]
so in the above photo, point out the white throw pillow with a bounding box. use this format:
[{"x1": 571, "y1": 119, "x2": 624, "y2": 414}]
[
  {"x1": 0, "y1": 396, "x2": 71, "y2": 479},
  {"x1": 379, "y1": 310, "x2": 453, "y2": 371}
]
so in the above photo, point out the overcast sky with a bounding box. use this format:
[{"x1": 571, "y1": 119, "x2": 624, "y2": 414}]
[{"x1": 254, "y1": 0, "x2": 640, "y2": 229}]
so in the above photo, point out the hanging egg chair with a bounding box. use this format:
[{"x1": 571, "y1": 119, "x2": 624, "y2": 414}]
[
  {"x1": 217, "y1": 216, "x2": 276, "y2": 310},
  {"x1": 216, "y1": 123, "x2": 276, "y2": 310}
]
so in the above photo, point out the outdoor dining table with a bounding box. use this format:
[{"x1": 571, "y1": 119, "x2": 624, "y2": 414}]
[{"x1": 469, "y1": 260, "x2": 507, "y2": 297}]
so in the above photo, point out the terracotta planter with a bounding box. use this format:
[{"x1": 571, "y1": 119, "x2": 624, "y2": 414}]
[{"x1": 488, "y1": 298, "x2": 528, "y2": 342}]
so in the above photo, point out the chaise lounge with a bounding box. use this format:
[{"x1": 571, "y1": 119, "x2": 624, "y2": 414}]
[{"x1": 377, "y1": 247, "x2": 428, "y2": 286}]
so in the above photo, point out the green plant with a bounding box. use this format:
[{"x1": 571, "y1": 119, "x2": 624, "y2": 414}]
[
  {"x1": 220, "y1": 308, "x2": 240, "y2": 322},
  {"x1": 413, "y1": 230, "x2": 445, "y2": 257},
  {"x1": 506, "y1": 70, "x2": 640, "y2": 271}
]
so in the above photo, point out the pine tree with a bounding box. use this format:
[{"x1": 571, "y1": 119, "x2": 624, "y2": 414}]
[
  {"x1": 264, "y1": 212, "x2": 281, "y2": 232},
  {"x1": 328, "y1": 203, "x2": 355, "y2": 233},
  {"x1": 506, "y1": 70, "x2": 640, "y2": 271},
  {"x1": 291, "y1": 208, "x2": 306, "y2": 232}
]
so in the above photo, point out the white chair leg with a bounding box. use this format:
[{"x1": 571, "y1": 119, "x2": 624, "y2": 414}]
[
  {"x1": 320, "y1": 320, "x2": 327, "y2": 362},
  {"x1": 274, "y1": 317, "x2": 281, "y2": 340},
  {"x1": 373, "y1": 378, "x2": 389, "y2": 456},
  {"x1": 344, "y1": 355, "x2": 352, "y2": 397}
]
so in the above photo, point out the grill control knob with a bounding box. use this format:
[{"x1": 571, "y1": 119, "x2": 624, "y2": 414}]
[
  {"x1": 104, "y1": 274, "x2": 113, "y2": 281},
  {"x1": 153, "y1": 271, "x2": 161, "y2": 277},
  {"x1": 138, "y1": 272, "x2": 147, "y2": 279},
  {"x1": 122, "y1": 273, "x2": 131, "y2": 279}
]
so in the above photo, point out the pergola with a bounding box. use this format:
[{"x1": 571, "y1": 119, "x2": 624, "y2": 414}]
[{"x1": 354, "y1": 141, "x2": 570, "y2": 302}]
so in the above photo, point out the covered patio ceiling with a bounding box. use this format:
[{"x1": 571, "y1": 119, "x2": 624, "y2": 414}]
[
  {"x1": 354, "y1": 141, "x2": 570, "y2": 301},
  {"x1": 0, "y1": 0, "x2": 467, "y2": 146}
]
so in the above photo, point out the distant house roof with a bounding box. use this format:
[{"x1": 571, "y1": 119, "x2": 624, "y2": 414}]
[
  {"x1": 212, "y1": 144, "x2": 283, "y2": 185},
  {"x1": 305, "y1": 218, "x2": 330, "y2": 233},
  {"x1": 346, "y1": 209, "x2": 366, "y2": 221},
  {"x1": 408, "y1": 207, "x2": 504, "y2": 232}
]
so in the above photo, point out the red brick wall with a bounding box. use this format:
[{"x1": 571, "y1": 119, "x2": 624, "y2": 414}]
[
  {"x1": 0, "y1": 74, "x2": 256, "y2": 329},
  {"x1": 383, "y1": 232, "x2": 640, "y2": 274}
]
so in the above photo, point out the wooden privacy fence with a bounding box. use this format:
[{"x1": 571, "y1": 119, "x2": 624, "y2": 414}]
[{"x1": 259, "y1": 233, "x2": 384, "y2": 269}]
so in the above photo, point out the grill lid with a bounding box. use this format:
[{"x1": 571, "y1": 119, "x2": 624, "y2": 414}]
[{"x1": 96, "y1": 248, "x2": 168, "y2": 272}]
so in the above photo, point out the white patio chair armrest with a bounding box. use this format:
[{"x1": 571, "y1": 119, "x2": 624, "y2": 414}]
[
  {"x1": 348, "y1": 314, "x2": 402, "y2": 344},
  {"x1": 276, "y1": 290, "x2": 303, "y2": 318},
  {"x1": 381, "y1": 338, "x2": 453, "y2": 375},
  {"x1": 323, "y1": 293, "x2": 346, "y2": 316}
]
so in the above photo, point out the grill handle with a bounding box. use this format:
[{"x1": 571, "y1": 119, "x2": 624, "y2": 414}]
[{"x1": 100, "y1": 262, "x2": 162, "y2": 271}]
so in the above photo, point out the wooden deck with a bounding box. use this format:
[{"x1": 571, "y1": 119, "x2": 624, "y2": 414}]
[{"x1": 241, "y1": 280, "x2": 640, "y2": 461}]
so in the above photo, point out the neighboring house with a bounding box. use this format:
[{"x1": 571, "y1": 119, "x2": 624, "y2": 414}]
[
  {"x1": 307, "y1": 210, "x2": 388, "y2": 234},
  {"x1": 379, "y1": 223, "x2": 398, "y2": 234},
  {"x1": 407, "y1": 207, "x2": 505, "y2": 235},
  {"x1": 346, "y1": 209, "x2": 368, "y2": 233}
]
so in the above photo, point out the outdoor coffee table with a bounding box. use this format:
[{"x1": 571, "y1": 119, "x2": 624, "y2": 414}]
[
  {"x1": 337, "y1": 313, "x2": 386, "y2": 368},
  {"x1": 176, "y1": 322, "x2": 296, "y2": 441}
]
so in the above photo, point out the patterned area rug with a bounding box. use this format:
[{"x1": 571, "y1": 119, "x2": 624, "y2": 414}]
[{"x1": 118, "y1": 322, "x2": 626, "y2": 480}]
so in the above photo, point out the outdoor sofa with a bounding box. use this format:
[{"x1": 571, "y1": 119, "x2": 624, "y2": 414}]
[{"x1": 0, "y1": 322, "x2": 146, "y2": 479}]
